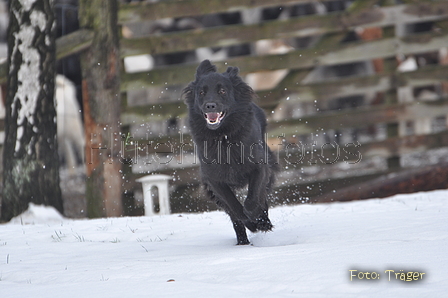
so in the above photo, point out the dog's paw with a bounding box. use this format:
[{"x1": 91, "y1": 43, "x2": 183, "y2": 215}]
[
  {"x1": 236, "y1": 237, "x2": 251, "y2": 245},
  {"x1": 255, "y1": 214, "x2": 273, "y2": 232},
  {"x1": 243, "y1": 211, "x2": 273, "y2": 232},
  {"x1": 243, "y1": 220, "x2": 258, "y2": 233}
]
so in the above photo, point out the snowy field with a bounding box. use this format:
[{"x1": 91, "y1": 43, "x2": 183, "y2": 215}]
[{"x1": 1, "y1": 190, "x2": 447, "y2": 298}]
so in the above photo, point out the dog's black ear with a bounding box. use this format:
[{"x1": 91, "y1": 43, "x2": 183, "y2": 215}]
[
  {"x1": 196, "y1": 60, "x2": 217, "y2": 79},
  {"x1": 182, "y1": 85, "x2": 194, "y2": 105},
  {"x1": 225, "y1": 65, "x2": 255, "y2": 101},
  {"x1": 226, "y1": 66, "x2": 240, "y2": 77}
]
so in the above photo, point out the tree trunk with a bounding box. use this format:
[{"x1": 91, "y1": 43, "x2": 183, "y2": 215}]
[
  {"x1": 79, "y1": 0, "x2": 123, "y2": 218},
  {"x1": 1, "y1": 0, "x2": 63, "y2": 221}
]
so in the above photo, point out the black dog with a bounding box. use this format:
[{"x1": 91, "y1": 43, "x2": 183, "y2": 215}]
[{"x1": 183, "y1": 60, "x2": 279, "y2": 245}]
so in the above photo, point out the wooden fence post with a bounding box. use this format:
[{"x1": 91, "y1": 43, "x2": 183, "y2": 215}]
[{"x1": 79, "y1": 0, "x2": 122, "y2": 217}]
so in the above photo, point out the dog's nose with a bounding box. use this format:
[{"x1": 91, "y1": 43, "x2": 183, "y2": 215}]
[{"x1": 205, "y1": 102, "x2": 217, "y2": 111}]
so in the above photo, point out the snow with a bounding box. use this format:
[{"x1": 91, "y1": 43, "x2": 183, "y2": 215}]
[
  {"x1": 8, "y1": 203, "x2": 64, "y2": 225},
  {"x1": 19, "y1": 0, "x2": 36, "y2": 12},
  {"x1": 124, "y1": 54, "x2": 154, "y2": 73},
  {"x1": 1, "y1": 190, "x2": 447, "y2": 297}
]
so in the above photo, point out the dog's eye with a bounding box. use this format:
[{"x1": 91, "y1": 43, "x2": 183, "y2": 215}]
[
  {"x1": 199, "y1": 90, "x2": 205, "y2": 96},
  {"x1": 218, "y1": 88, "x2": 226, "y2": 95}
]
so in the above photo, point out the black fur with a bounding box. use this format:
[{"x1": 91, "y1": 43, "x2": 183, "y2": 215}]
[{"x1": 183, "y1": 60, "x2": 279, "y2": 245}]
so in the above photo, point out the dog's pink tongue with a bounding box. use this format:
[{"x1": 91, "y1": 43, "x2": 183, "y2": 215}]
[{"x1": 206, "y1": 112, "x2": 220, "y2": 121}]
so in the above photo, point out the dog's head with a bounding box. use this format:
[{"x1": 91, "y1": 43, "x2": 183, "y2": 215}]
[{"x1": 183, "y1": 60, "x2": 255, "y2": 130}]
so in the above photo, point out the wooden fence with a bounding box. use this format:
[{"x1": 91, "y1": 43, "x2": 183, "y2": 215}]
[
  {"x1": 1, "y1": 0, "x2": 448, "y2": 214},
  {"x1": 116, "y1": 0, "x2": 448, "y2": 212}
]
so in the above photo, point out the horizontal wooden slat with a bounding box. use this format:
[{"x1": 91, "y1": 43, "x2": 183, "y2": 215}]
[
  {"x1": 360, "y1": 130, "x2": 448, "y2": 159},
  {"x1": 268, "y1": 100, "x2": 448, "y2": 135},
  {"x1": 314, "y1": 162, "x2": 448, "y2": 202},
  {"x1": 259, "y1": 64, "x2": 448, "y2": 107},
  {"x1": 276, "y1": 130, "x2": 448, "y2": 164},
  {"x1": 121, "y1": 101, "x2": 186, "y2": 123},
  {"x1": 119, "y1": 0, "x2": 324, "y2": 24},
  {"x1": 120, "y1": 2, "x2": 448, "y2": 57},
  {"x1": 119, "y1": 11, "x2": 368, "y2": 57},
  {"x1": 55, "y1": 29, "x2": 94, "y2": 60}
]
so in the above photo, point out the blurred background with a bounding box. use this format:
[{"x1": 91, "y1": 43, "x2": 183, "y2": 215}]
[{"x1": 1, "y1": 0, "x2": 448, "y2": 218}]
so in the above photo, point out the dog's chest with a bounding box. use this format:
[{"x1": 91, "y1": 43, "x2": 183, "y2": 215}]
[
  {"x1": 201, "y1": 162, "x2": 249, "y2": 186},
  {"x1": 197, "y1": 136, "x2": 256, "y2": 184},
  {"x1": 198, "y1": 135, "x2": 259, "y2": 165}
]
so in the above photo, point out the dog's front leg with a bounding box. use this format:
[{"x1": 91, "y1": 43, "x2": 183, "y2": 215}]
[
  {"x1": 205, "y1": 182, "x2": 257, "y2": 244},
  {"x1": 244, "y1": 167, "x2": 273, "y2": 231},
  {"x1": 209, "y1": 189, "x2": 249, "y2": 244},
  {"x1": 206, "y1": 182, "x2": 247, "y2": 221}
]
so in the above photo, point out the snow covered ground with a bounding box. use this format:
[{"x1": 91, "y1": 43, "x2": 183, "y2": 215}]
[{"x1": 1, "y1": 190, "x2": 447, "y2": 297}]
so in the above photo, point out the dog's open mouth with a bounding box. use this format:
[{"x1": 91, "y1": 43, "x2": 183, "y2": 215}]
[{"x1": 204, "y1": 112, "x2": 225, "y2": 126}]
